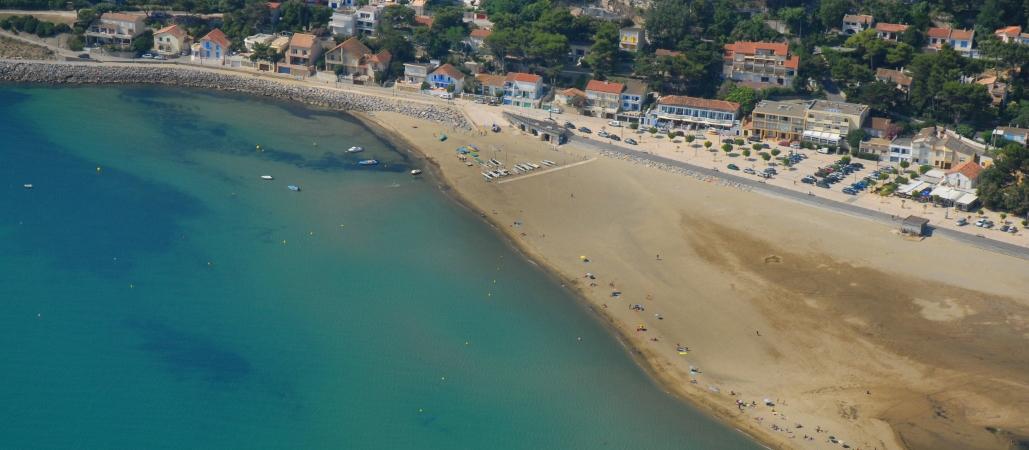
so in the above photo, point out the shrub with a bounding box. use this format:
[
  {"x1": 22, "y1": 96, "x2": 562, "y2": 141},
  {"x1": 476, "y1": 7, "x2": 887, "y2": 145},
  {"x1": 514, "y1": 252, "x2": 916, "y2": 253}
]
[
  {"x1": 648, "y1": 127, "x2": 658, "y2": 134},
  {"x1": 899, "y1": 161, "x2": 910, "y2": 169},
  {"x1": 770, "y1": 148, "x2": 780, "y2": 157},
  {"x1": 684, "y1": 135, "x2": 694, "y2": 143},
  {"x1": 895, "y1": 176, "x2": 909, "y2": 184},
  {"x1": 629, "y1": 122, "x2": 638, "y2": 130},
  {"x1": 919, "y1": 164, "x2": 932, "y2": 174},
  {"x1": 734, "y1": 138, "x2": 745, "y2": 145}
]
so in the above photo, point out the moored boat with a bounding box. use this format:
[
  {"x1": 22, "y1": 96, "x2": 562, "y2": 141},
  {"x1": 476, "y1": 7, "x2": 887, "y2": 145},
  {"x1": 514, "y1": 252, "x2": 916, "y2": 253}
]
[
  {"x1": 358, "y1": 159, "x2": 379, "y2": 166},
  {"x1": 23, "y1": 184, "x2": 33, "y2": 189},
  {"x1": 347, "y1": 146, "x2": 364, "y2": 153},
  {"x1": 260, "y1": 175, "x2": 274, "y2": 180},
  {"x1": 410, "y1": 169, "x2": 422, "y2": 175},
  {"x1": 288, "y1": 184, "x2": 301, "y2": 192}
]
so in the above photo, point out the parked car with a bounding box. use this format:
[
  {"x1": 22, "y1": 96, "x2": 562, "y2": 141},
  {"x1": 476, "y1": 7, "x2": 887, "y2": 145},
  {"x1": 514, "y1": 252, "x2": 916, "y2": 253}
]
[
  {"x1": 598, "y1": 130, "x2": 609, "y2": 137},
  {"x1": 141, "y1": 53, "x2": 154, "y2": 59},
  {"x1": 564, "y1": 121, "x2": 576, "y2": 129},
  {"x1": 790, "y1": 141, "x2": 801, "y2": 149},
  {"x1": 727, "y1": 164, "x2": 740, "y2": 170},
  {"x1": 608, "y1": 120, "x2": 622, "y2": 127},
  {"x1": 801, "y1": 176, "x2": 816, "y2": 184},
  {"x1": 77, "y1": 53, "x2": 90, "y2": 59},
  {"x1": 956, "y1": 217, "x2": 968, "y2": 226},
  {"x1": 842, "y1": 187, "x2": 857, "y2": 195},
  {"x1": 743, "y1": 168, "x2": 756, "y2": 175},
  {"x1": 440, "y1": 92, "x2": 453, "y2": 100},
  {"x1": 153, "y1": 54, "x2": 166, "y2": 60},
  {"x1": 549, "y1": 106, "x2": 563, "y2": 114},
  {"x1": 579, "y1": 127, "x2": 592, "y2": 134},
  {"x1": 609, "y1": 135, "x2": 620, "y2": 141},
  {"x1": 625, "y1": 138, "x2": 638, "y2": 145}
]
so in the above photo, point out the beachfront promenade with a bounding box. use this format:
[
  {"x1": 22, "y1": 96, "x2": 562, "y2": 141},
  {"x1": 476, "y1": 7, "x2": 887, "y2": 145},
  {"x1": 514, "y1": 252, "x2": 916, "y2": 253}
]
[{"x1": 563, "y1": 133, "x2": 1029, "y2": 261}]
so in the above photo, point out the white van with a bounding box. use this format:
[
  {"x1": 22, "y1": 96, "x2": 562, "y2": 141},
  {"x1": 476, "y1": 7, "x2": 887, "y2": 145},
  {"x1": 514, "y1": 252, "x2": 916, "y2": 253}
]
[{"x1": 817, "y1": 147, "x2": 830, "y2": 154}]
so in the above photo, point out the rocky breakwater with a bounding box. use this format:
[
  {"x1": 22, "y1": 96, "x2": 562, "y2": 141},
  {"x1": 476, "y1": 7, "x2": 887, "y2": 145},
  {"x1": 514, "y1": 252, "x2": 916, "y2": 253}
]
[{"x1": 0, "y1": 60, "x2": 470, "y2": 129}]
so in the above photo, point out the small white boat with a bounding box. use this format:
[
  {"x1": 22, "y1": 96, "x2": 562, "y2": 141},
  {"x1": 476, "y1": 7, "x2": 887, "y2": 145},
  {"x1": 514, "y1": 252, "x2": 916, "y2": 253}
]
[
  {"x1": 287, "y1": 184, "x2": 301, "y2": 192},
  {"x1": 23, "y1": 184, "x2": 33, "y2": 189},
  {"x1": 260, "y1": 175, "x2": 274, "y2": 180},
  {"x1": 358, "y1": 159, "x2": 379, "y2": 166},
  {"x1": 410, "y1": 169, "x2": 422, "y2": 175},
  {"x1": 347, "y1": 146, "x2": 364, "y2": 153}
]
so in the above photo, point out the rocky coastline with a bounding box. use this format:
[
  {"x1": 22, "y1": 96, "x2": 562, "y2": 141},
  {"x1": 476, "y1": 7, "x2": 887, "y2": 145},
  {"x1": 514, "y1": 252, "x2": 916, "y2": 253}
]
[{"x1": 0, "y1": 60, "x2": 470, "y2": 129}]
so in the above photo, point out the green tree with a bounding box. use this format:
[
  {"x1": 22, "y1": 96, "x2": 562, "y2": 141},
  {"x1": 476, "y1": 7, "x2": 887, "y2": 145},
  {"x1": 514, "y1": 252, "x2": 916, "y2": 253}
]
[
  {"x1": 132, "y1": 30, "x2": 154, "y2": 55},
  {"x1": 937, "y1": 81, "x2": 991, "y2": 125},
  {"x1": 818, "y1": 0, "x2": 849, "y2": 31},
  {"x1": 770, "y1": 148, "x2": 781, "y2": 157},
  {"x1": 724, "y1": 85, "x2": 759, "y2": 114},
  {"x1": 742, "y1": 148, "x2": 752, "y2": 158},
  {"x1": 978, "y1": 143, "x2": 1029, "y2": 215},
  {"x1": 644, "y1": 0, "x2": 693, "y2": 48},
  {"x1": 846, "y1": 129, "x2": 866, "y2": 151},
  {"x1": 583, "y1": 22, "x2": 619, "y2": 77}
]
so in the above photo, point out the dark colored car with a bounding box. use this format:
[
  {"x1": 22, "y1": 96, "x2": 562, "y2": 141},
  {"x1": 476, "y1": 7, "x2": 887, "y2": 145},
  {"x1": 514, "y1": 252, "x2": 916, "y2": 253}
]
[
  {"x1": 727, "y1": 164, "x2": 740, "y2": 170},
  {"x1": 801, "y1": 176, "x2": 816, "y2": 184},
  {"x1": 564, "y1": 122, "x2": 576, "y2": 129},
  {"x1": 609, "y1": 135, "x2": 621, "y2": 141},
  {"x1": 77, "y1": 53, "x2": 91, "y2": 59},
  {"x1": 579, "y1": 127, "x2": 592, "y2": 133},
  {"x1": 625, "y1": 138, "x2": 638, "y2": 145}
]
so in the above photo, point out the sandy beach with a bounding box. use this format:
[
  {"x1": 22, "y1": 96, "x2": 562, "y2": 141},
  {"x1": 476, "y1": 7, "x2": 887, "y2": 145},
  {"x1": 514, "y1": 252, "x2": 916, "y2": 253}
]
[{"x1": 359, "y1": 110, "x2": 1029, "y2": 450}]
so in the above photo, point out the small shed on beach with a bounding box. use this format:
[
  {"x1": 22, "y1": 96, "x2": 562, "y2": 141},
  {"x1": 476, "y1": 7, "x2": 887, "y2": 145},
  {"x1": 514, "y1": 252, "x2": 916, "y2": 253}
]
[{"x1": 901, "y1": 215, "x2": 929, "y2": 236}]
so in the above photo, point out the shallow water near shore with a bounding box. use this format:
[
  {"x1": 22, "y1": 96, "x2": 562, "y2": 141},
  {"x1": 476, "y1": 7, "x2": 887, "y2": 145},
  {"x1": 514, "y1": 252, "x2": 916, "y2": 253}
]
[{"x1": 0, "y1": 86, "x2": 758, "y2": 449}]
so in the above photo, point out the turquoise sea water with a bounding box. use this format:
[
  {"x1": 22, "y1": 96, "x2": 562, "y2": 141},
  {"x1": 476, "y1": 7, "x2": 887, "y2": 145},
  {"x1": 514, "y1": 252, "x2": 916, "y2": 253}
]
[{"x1": 0, "y1": 86, "x2": 757, "y2": 449}]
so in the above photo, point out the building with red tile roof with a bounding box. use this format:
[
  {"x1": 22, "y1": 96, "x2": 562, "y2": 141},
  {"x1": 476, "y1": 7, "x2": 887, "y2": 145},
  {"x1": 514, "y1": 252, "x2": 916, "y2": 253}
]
[
  {"x1": 926, "y1": 27, "x2": 975, "y2": 54},
  {"x1": 153, "y1": 24, "x2": 189, "y2": 56},
  {"x1": 428, "y1": 63, "x2": 466, "y2": 92},
  {"x1": 722, "y1": 41, "x2": 798, "y2": 88},
  {"x1": 994, "y1": 25, "x2": 1029, "y2": 45},
  {"x1": 194, "y1": 28, "x2": 231, "y2": 62},
  {"x1": 502, "y1": 72, "x2": 544, "y2": 108},
  {"x1": 945, "y1": 160, "x2": 983, "y2": 189},
  {"x1": 874, "y1": 22, "x2": 908, "y2": 41},
  {"x1": 645, "y1": 95, "x2": 741, "y2": 130},
  {"x1": 584, "y1": 80, "x2": 625, "y2": 117}
]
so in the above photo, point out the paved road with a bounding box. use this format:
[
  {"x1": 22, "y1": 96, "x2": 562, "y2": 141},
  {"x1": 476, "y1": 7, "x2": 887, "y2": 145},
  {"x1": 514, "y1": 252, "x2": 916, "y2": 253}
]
[{"x1": 566, "y1": 133, "x2": 1029, "y2": 261}]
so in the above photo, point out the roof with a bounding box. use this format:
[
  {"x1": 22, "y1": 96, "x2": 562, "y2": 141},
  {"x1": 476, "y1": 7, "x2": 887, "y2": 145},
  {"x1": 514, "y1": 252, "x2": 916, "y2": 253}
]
[
  {"x1": 996, "y1": 126, "x2": 1029, "y2": 136},
  {"x1": 431, "y1": 63, "x2": 465, "y2": 80},
  {"x1": 876, "y1": 68, "x2": 912, "y2": 86},
  {"x1": 870, "y1": 117, "x2": 891, "y2": 130},
  {"x1": 622, "y1": 79, "x2": 647, "y2": 96},
  {"x1": 654, "y1": 48, "x2": 683, "y2": 57},
  {"x1": 331, "y1": 36, "x2": 371, "y2": 56},
  {"x1": 201, "y1": 28, "x2": 231, "y2": 49},
  {"x1": 902, "y1": 215, "x2": 929, "y2": 226},
  {"x1": 558, "y1": 87, "x2": 586, "y2": 97},
  {"x1": 807, "y1": 99, "x2": 868, "y2": 116},
  {"x1": 155, "y1": 24, "x2": 186, "y2": 39},
  {"x1": 100, "y1": 12, "x2": 143, "y2": 22},
  {"x1": 948, "y1": 160, "x2": 982, "y2": 180},
  {"x1": 290, "y1": 33, "x2": 317, "y2": 49},
  {"x1": 476, "y1": 73, "x2": 506, "y2": 87},
  {"x1": 266, "y1": 1, "x2": 281, "y2": 9},
  {"x1": 620, "y1": 27, "x2": 642, "y2": 33},
  {"x1": 586, "y1": 79, "x2": 624, "y2": 94},
  {"x1": 724, "y1": 41, "x2": 789, "y2": 57},
  {"x1": 415, "y1": 16, "x2": 433, "y2": 27},
  {"x1": 843, "y1": 14, "x2": 873, "y2": 24},
  {"x1": 470, "y1": 28, "x2": 491, "y2": 38},
  {"x1": 658, "y1": 95, "x2": 740, "y2": 112},
  {"x1": 927, "y1": 27, "x2": 950, "y2": 39},
  {"x1": 995, "y1": 25, "x2": 1022, "y2": 37},
  {"x1": 891, "y1": 137, "x2": 912, "y2": 147},
  {"x1": 875, "y1": 22, "x2": 908, "y2": 33},
  {"x1": 505, "y1": 72, "x2": 542, "y2": 84},
  {"x1": 950, "y1": 28, "x2": 974, "y2": 40},
  {"x1": 368, "y1": 49, "x2": 391, "y2": 65},
  {"x1": 753, "y1": 99, "x2": 807, "y2": 116}
]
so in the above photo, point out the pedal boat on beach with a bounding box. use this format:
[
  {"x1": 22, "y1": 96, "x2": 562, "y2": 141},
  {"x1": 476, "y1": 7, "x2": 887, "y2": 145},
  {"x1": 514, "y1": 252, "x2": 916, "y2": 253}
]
[
  {"x1": 260, "y1": 175, "x2": 274, "y2": 180},
  {"x1": 287, "y1": 185, "x2": 301, "y2": 192},
  {"x1": 410, "y1": 169, "x2": 422, "y2": 175},
  {"x1": 358, "y1": 160, "x2": 379, "y2": 166},
  {"x1": 347, "y1": 146, "x2": 364, "y2": 153}
]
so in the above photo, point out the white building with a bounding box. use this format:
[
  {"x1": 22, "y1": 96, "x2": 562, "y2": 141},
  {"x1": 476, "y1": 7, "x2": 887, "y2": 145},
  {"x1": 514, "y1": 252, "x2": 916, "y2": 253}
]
[{"x1": 842, "y1": 14, "x2": 873, "y2": 35}]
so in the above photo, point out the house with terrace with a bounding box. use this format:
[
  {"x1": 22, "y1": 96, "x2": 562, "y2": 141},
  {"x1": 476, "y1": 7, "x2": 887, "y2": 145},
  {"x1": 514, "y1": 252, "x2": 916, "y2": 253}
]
[
  {"x1": 842, "y1": 14, "x2": 873, "y2": 35},
  {"x1": 619, "y1": 27, "x2": 644, "y2": 52},
  {"x1": 645, "y1": 96, "x2": 740, "y2": 131},
  {"x1": 584, "y1": 79, "x2": 624, "y2": 118},
  {"x1": 503, "y1": 72, "x2": 544, "y2": 108},
  {"x1": 995, "y1": 25, "x2": 1029, "y2": 45},
  {"x1": 926, "y1": 27, "x2": 974, "y2": 55},
  {"x1": 153, "y1": 24, "x2": 189, "y2": 56},
  {"x1": 722, "y1": 41, "x2": 799, "y2": 88},
  {"x1": 324, "y1": 37, "x2": 390, "y2": 79},
  {"x1": 280, "y1": 33, "x2": 321, "y2": 77},
  {"x1": 194, "y1": 28, "x2": 231, "y2": 63},
  {"x1": 619, "y1": 79, "x2": 648, "y2": 117},
  {"x1": 428, "y1": 64, "x2": 466, "y2": 92},
  {"x1": 85, "y1": 12, "x2": 146, "y2": 49},
  {"x1": 874, "y1": 22, "x2": 908, "y2": 41}
]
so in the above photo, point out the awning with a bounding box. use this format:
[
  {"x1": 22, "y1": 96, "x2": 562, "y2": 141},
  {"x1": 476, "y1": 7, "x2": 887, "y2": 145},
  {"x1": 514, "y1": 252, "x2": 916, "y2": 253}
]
[
  {"x1": 897, "y1": 181, "x2": 925, "y2": 195},
  {"x1": 956, "y1": 192, "x2": 978, "y2": 206},
  {"x1": 802, "y1": 130, "x2": 841, "y2": 142}
]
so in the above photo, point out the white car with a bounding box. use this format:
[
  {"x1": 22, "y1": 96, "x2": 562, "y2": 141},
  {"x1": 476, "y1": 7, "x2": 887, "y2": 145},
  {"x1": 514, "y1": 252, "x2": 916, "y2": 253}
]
[
  {"x1": 549, "y1": 106, "x2": 563, "y2": 114},
  {"x1": 440, "y1": 92, "x2": 453, "y2": 100},
  {"x1": 608, "y1": 120, "x2": 622, "y2": 127}
]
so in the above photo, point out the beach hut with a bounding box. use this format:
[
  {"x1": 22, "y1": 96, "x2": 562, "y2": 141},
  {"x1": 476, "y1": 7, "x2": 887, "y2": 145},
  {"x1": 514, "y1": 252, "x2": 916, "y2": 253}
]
[{"x1": 901, "y1": 215, "x2": 929, "y2": 236}]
